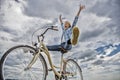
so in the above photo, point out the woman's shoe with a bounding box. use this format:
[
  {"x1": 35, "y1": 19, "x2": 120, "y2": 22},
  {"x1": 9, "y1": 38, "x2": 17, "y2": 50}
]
[{"x1": 71, "y1": 27, "x2": 80, "y2": 45}]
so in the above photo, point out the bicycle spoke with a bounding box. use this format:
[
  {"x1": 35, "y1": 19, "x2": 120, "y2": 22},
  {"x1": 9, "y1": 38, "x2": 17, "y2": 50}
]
[{"x1": 29, "y1": 70, "x2": 39, "y2": 80}]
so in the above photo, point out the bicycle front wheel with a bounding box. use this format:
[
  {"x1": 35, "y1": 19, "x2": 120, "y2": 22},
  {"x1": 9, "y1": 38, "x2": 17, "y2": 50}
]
[
  {"x1": 0, "y1": 45, "x2": 47, "y2": 80},
  {"x1": 63, "y1": 59, "x2": 83, "y2": 80}
]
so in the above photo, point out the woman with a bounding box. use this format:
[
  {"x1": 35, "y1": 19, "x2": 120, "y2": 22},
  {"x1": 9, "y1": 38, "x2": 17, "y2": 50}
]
[{"x1": 47, "y1": 4, "x2": 85, "y2": 52}]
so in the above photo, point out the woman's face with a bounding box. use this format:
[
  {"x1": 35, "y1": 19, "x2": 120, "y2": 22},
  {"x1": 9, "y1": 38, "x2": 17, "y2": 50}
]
[{"x1": 64, "y1": 21, "x2": 70, "y2": 29}]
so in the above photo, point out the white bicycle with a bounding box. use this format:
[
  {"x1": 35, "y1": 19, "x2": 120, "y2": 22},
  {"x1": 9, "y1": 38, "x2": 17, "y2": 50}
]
[{"x1": 0, "y1": 26, "x2": 83, "y2": 80}]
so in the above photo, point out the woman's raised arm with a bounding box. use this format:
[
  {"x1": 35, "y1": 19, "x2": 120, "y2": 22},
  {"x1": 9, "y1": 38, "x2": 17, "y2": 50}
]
[{"x1": 76, "y1": 4, "x2": 85, "y2": 17}]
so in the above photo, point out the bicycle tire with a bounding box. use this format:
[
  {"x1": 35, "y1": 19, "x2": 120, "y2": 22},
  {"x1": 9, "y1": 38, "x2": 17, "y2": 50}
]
[
  {"x1": 0, "y1": 45, "x2": 47, "y2": 80},
  {"x1": 63, "y1": 59, "x2": 83, "y2": 80}
]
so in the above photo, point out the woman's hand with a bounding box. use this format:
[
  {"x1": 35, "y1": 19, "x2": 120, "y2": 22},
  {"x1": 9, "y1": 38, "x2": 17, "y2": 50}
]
[
  {"x1": 80, "y1": 4, "x2": 85, "y2": 11},
  {"x1": 76, "y1": 4, "x2": 85, "y2": 16}
]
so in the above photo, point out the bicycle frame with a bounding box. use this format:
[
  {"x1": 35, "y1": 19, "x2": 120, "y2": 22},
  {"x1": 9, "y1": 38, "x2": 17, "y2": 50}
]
[
  {"x1": 26, "y1": 27, "x2": 66, "y2": 79},
  {"x1": 40, "y1": 41, "x2": 64, "y2": 78}
]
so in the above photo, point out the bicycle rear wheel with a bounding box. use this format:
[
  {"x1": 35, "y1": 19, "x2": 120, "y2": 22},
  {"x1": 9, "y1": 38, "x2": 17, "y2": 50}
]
[
  {"x1": 63, "y1": 59, "x2": 83, "y2": 80},
  {"x1": 0, "y1": 45, "x2": 47, "y2": 80}
]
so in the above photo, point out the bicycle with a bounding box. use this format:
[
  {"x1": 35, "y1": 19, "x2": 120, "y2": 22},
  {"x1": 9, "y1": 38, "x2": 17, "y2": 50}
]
[{"x1": 0, "y1": 26, "x2": 83, "y2": 80}]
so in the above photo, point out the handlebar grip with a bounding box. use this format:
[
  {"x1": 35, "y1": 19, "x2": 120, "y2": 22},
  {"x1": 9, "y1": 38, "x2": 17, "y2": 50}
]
[
  {"x1": 52, "y1": 28, "x2": 58, "y2": 31},
  {"x1": 51, "y1": 26, "x2": 58, "y2": 31}
]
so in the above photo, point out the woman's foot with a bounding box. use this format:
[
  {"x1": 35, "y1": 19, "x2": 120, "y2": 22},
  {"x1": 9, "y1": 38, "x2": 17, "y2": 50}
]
[{"x1": 72, "y1": 27, "x2": 80, "y2": 45}]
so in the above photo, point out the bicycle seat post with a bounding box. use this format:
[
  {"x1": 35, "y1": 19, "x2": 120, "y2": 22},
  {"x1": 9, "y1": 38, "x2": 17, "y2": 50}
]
[{"x1": 60, "y1": 53, "x2": 64, "y2": 75}]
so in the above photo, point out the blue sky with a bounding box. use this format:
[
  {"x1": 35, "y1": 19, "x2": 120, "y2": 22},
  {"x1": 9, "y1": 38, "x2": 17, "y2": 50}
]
[
  {"x1": 0, "y1": 0, "x2": 120, "y2": 80},
  {"x1": 96, "y1": 43, "x2": 120, "y2": 56}
]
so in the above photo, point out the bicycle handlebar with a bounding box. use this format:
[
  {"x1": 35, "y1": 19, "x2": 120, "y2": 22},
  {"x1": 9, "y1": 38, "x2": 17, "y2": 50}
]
[
  {"x1": 37, "y1": 26, "x2": 58, "y2": 42},
  {"x1": 39, "y1": 26, "x2": 58, "y2": 37},
  {"x1": 32, "y1": 25, "x2": 58, "y2": 46}
]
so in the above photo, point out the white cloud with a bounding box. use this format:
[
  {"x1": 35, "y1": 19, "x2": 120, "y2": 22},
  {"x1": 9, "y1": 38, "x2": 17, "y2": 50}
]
[
  {"x1": 1, "y1": 0, "x2": 32, "y2": 31},
  {"x1": 104, "y1": 46, "x2": 117, "y2": 56}
]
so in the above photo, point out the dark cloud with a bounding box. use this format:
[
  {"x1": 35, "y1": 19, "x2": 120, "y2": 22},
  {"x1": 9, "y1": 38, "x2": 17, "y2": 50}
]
[
  {"x1": 15, "y1": 0, "x2": 20, "y2": 3},
  {"x1": 92, "y1": 60, "x2": 103, "y2": 65},
  {"x1": 23, "y1": 0, "x2": 71, "y2": 18},
  {"x1": 80, "y1": 28, "x2": 104, "y2": 42},
  {"x1": 71, "y1": 49, "x2": 97, "y2": 62},
  {"x1": 114, "y1": 68, "x2": 120, "y2": 72},
  {"x1": 88, "y1": 0, "x2": 120, "y2": 40},
  {"x1": 88, "y1": 0, "x2": 120, "y2": 17},
  {"x1": 0, "y1": 26, "x2": 18, "y2": 36}
]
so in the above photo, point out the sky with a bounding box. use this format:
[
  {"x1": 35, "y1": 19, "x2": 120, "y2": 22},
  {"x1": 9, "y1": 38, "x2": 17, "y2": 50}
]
[{"x1": 0, "y1": 0, "x2": 120, "y2": 80}]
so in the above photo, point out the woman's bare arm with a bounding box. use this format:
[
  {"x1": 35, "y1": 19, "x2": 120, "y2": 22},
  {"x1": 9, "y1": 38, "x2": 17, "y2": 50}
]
[{"x1": 59, "y1": 14, "x2": 63, "y2": 24}]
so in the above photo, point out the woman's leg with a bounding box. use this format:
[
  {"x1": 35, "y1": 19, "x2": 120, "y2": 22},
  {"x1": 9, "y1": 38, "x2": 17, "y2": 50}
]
[
  {"x1": 47, "y1": 44, "x2": 61, "y2": 51},
  {"x1": 47, "y1": 42, "x2": 72, "y2": 51},
  {"x1": 61, "y1": 42, "x2": 72, "y2": 50}
]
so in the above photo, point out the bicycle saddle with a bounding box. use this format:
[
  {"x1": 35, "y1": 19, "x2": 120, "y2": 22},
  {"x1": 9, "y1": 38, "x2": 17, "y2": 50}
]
[{"x1": 60, "y1": 47, "x2": 68, "y2": 54}]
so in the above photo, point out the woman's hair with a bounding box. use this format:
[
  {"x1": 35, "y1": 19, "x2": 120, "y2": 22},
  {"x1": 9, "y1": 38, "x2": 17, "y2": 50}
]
[{"x1": 65, "y1": 21, "x2": 71, "y2": 27}]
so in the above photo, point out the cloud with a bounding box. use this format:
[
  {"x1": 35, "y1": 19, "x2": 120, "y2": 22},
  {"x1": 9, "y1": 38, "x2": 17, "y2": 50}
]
[
  {"x1": 23, "y1": 0, "x2": 72, "y2": 18},
  {"x1": 87, "y1": 0, "x2": 120, "y2": 41},
  {"x1": 92, "y1": 59, "x2": 103, "y2": 65},
  {"x1": 11, "y1": 0, "x2": 120, "y2": 45},
  {"x1": 80, "y1": 28, "x2": 105, "y2": 42},
  {"x1": 0, "y1": 0, "x2": 120, "y2": 80}
]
